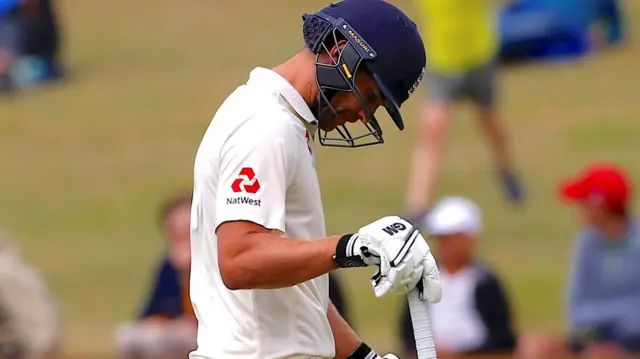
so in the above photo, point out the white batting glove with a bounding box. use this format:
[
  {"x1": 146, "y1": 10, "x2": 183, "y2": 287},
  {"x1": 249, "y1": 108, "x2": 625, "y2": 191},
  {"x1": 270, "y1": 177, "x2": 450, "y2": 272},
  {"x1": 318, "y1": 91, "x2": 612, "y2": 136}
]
[
  {"x1": 334, "y1": 216, "x2": 442, "y2": 301},
  {"x1": 360, "y1": 216, "x2": 442, "y2": 299}
]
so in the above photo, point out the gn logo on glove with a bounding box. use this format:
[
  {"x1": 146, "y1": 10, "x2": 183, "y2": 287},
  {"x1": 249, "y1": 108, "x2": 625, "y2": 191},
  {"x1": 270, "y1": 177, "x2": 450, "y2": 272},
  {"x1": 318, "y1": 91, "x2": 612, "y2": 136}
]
[{"x1": 382, "y1": 222, "x2": 407, "y2": 235}]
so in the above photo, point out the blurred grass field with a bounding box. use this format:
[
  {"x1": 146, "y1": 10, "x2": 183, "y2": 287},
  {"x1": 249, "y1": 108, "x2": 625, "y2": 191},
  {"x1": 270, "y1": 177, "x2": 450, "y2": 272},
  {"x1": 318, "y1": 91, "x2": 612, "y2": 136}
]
[{"x1": 1, "y1": 0, "x2": 639, "y2": 355}]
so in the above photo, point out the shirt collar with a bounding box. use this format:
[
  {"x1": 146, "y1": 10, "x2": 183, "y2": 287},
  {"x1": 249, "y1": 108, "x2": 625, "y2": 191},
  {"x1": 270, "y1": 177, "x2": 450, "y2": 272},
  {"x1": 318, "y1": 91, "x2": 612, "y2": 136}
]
[{"x1": 247, "y1": 67, "x2": 317, "y2": 125}]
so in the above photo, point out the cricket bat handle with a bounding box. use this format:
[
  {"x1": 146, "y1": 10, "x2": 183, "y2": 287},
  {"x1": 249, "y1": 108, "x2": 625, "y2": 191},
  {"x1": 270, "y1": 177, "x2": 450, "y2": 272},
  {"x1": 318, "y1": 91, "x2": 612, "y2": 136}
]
[{"x1": 407, "y1": 288, "x2": 437, "y2": 359}]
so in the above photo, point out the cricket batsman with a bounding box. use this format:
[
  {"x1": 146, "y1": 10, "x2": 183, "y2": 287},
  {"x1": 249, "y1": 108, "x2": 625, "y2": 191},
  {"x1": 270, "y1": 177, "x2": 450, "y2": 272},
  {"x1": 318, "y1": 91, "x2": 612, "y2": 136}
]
[{"x1": 189, "y1": 1, "x2": 442, "y2": 358}]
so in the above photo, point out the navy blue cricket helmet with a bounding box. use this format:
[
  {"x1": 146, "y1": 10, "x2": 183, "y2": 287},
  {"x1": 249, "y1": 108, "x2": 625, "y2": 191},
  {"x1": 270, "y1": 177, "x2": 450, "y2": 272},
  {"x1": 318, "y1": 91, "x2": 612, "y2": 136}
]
[{"x1": 302, "y1": 0, "x2": 426, "y2": 148}]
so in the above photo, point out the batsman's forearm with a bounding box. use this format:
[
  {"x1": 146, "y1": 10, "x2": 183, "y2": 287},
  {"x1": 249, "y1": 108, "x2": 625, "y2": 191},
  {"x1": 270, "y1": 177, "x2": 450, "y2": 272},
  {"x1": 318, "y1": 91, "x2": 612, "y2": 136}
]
[
  {"x1": 219, "y1": 234, "x2": 341, "y2": 290},
  {"x1": 328, "y1": 303, "x2": 362, "y2": 359}
]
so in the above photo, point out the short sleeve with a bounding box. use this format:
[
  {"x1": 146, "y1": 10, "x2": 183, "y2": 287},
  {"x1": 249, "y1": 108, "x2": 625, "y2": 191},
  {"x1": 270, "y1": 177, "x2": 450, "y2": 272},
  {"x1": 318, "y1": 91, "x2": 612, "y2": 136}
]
[{"x1": 215, "y1": 116, "x2": 294, "y2": 234}]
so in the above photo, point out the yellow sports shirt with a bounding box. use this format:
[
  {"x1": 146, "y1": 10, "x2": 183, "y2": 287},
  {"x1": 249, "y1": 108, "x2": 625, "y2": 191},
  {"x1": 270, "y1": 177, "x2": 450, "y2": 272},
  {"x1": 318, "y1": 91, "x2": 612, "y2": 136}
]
[{"x1": 416, "y1": 0, "x2": 499, "y2": 73}]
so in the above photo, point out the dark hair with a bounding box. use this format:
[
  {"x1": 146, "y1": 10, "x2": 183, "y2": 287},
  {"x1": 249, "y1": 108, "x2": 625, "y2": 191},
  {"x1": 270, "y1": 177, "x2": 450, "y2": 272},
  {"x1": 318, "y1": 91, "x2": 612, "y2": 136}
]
[{"x1": 158, "y1": 193, "x2": 192, "y2": 226}]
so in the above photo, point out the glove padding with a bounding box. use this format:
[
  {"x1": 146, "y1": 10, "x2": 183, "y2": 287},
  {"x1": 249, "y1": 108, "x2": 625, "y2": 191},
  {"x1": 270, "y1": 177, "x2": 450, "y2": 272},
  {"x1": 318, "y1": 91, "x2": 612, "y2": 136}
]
[{"x1": 357, "y1": 216, "x2": 442, "y2": 300}]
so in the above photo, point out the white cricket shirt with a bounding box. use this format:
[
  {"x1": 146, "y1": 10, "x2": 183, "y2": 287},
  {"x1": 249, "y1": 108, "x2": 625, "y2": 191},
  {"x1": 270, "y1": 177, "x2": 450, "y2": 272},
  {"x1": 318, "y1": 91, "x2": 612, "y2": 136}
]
[
  {"x1": 429, "y1": 267, "x2": 486, "y2": 352},
  {"x1": 189, "y1": 67, "x2": 333, "y2": 359}
]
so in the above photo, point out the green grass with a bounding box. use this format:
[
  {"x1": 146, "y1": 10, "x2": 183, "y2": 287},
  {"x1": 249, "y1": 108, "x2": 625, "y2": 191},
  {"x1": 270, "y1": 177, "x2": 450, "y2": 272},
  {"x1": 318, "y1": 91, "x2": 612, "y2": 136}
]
[{"x1": 1, "y1": 0, "x2": 639, "y2": 355}]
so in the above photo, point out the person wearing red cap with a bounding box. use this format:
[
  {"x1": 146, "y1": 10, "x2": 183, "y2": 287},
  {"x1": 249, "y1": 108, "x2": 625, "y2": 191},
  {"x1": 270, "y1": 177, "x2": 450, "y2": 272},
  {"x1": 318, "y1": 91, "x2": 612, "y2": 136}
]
[
  {"x1": 558, "y1": 162, "x2": 632, "y2": 219},
  {"x1": 518, "y1": 163, "x2": 640, "y2": 359}
]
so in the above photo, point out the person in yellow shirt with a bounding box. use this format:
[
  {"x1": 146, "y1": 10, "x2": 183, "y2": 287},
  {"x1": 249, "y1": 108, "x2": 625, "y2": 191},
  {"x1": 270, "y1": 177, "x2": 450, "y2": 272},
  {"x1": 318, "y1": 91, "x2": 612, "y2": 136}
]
[{"x1": 405, "y1": 0, "x2": 524, "y2": 219}]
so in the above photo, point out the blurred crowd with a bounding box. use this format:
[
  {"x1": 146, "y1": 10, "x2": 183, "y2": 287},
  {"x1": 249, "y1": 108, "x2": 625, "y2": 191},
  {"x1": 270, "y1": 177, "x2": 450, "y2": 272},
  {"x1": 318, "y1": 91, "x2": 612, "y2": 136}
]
[
  {"x1": 5, "y1": 164, "x2": 637, "y2": 359},
  {"x1": 0, "y1": 0, "x2": 63, "y2": 94},
  {"x1": 98, "y1": 162, "x2": 636, "y2": 359}
]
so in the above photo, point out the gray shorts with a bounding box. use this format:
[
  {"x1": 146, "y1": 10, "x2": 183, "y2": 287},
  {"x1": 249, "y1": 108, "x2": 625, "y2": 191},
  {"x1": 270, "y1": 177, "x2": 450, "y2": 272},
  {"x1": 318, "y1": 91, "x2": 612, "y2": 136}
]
[{"x1": 426, "y1": 60, "x2": 497, "y2": 109}]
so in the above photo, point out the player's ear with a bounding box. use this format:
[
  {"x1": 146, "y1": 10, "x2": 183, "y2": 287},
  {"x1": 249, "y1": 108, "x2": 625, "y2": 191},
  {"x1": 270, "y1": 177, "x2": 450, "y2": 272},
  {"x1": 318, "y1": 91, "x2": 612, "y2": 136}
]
[{"x1": 318, "y1": 39, "x2": 348, "y2": 65}]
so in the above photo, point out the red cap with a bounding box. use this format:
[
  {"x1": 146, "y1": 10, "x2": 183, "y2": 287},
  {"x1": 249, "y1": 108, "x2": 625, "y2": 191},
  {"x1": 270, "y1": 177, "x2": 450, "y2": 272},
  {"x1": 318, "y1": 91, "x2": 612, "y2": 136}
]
[{"x1": 558, "y1": 163, "x2": 632, "y2": 214}]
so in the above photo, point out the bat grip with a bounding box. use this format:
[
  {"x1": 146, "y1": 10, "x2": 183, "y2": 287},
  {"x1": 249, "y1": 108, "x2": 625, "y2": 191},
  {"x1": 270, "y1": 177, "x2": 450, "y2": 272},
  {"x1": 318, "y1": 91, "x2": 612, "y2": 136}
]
[{"x1": 407, "y1": 289, "x2": 437, "y2": 359}]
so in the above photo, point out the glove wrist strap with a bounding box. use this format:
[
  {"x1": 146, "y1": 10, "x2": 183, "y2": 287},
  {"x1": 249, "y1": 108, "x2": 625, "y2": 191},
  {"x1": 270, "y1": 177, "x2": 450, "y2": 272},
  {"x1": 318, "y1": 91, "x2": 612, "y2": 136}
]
[
  {"x1": 334, "y1": 234, "x2": 367, "y2": 268},
  {"x1": 348, "y1": 342, "x2": 380, "y2": 359}
]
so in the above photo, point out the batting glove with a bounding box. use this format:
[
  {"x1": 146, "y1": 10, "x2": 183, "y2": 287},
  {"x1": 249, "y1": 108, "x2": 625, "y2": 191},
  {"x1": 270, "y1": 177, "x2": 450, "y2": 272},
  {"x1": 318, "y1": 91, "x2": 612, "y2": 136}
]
[
  {"x1": 347, "y1": 342, "x2": 400, "y2": 359},
  {"x1": 334, "y1": 216, "x2": 442, "y2": 300}
]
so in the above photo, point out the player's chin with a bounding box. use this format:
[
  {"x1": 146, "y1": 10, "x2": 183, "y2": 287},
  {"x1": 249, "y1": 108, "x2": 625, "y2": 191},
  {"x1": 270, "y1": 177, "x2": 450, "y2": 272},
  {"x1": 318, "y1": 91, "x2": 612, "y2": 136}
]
[{"x1": 318, "y1": 119, "x2": 339, "y2": 132}]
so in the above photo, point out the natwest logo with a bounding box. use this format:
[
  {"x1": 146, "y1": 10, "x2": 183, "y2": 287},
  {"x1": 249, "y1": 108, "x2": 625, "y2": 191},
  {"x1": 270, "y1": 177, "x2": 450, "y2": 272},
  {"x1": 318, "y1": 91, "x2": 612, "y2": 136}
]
[
  {"x1": 231, "y1": 167, "x2": 261, "y2": 194},
  {"x1": 226, "y1": 197, "x2": 261, "y2": 207}
]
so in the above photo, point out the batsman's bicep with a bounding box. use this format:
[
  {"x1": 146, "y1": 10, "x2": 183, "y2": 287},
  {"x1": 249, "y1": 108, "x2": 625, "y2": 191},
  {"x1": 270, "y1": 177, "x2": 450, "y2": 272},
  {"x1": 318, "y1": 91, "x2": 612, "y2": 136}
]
[
  {"x1": 216, "y1": 220, "x2": 265, "y2": 251},
  {"x1": 215, "y1": 220, "x2": 274, "y2": 285}
]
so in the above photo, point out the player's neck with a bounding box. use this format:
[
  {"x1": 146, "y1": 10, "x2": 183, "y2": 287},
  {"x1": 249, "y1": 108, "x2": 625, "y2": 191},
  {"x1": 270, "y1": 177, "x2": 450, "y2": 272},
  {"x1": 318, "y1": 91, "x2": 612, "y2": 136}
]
[
  {"x1": 599, "y1": 216, "x2": 630, "y2": 241},
  {"x1": 443, "y1": 259, "x2": 473, "y2": 275},
  {"x1": 272, "y1": 49, "x2": 318, "y2": 107}
]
